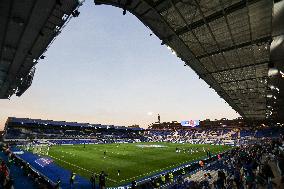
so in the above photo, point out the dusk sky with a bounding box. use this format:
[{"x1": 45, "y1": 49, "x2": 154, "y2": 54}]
[{"x1": 0, "y1": 1, "x2": 239, "y2": 129}]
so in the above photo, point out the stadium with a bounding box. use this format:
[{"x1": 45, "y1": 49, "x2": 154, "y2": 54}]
[
  {"x1": 1, "y1": 117, "x2": 284, "y2": 189},
  {"x1": 0, "y1": 0, "x2": 284, "y2": 189}
]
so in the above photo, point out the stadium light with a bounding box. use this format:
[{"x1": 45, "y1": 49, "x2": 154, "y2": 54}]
[
  {"x1": 72, "y1": 10, "x2": 80, "y2": 17},
  {"x1": 268, "y1": 62, "x2": 278, "y2": 77},
  {"x1": 268, "y1": 85, "x2": 280, "y2": 93},
  {"x1": 77, "y1": 0, "x2": 85, "y2": 5},
  {"x1": 280, "y1": 71, "x2": 284, "y2": 78},
  {"x1": 268, "y1": 85, "x2": 275, "y2": 90},
  {"x1": 274, "y1": 96, "x2": 277, "y2": 100}
]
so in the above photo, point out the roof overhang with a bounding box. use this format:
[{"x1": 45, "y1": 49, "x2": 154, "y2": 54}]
[
  {"x1": 0, "y1": 0, "x2": 80, "y2": 98},
  {"x1": 94, "y1": 0, "x2": 284, "y2": 122}
]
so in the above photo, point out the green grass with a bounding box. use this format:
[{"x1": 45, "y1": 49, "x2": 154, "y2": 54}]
[{"x1": 48, "y1": 142, "x2": 232, "y2": 187}]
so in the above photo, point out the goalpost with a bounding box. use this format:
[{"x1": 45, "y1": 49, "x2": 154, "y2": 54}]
[{"x1": 25, "y1": 142, "x2": 50, "y2": 156}]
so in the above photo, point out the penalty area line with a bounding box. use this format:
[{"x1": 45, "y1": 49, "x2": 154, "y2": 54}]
[{"x1": 48, "y1": 154, "x2": 118, "y2": 183}]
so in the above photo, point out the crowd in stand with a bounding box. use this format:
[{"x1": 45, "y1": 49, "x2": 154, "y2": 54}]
[
  {"x1": 164, "y1": 137, "x2": 284, "y2": 189},
  {"x1": 144, "y1": 127, "x2": 284, "y2": 147},
  {"x1": 0, "y1": 158, "x2": 13, "y2": 189},
  {"x1": 143, "y1": 129, "x2": 238, "y2": 145}
]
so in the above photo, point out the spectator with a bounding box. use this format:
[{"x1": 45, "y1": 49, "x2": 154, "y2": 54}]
[
  {"x1": 55, "y1": 178, "x2": 61, "y2": 189},
  {"x1": 216, "y1": 171, "x2": 225, "y2": 189},
  {"x1": 90, "y1": 173, "x2": 96, "y2": 189},
  {"x1": 169, "y1": 172, "x2": 174, "y2": 183},
  {"x1": 160, "y1": 174, "x2": 165, "y2": 185},
  {"x1": 277, "y1": 152, "x2": 284, "y2": 183},
  {"x1": 69, "y1": 172, "x2": 76, "y2": 188},
  {"x1": 99, "y1": 171, "x2": 107, "y2": 189},
  {"x1": 261, "y1": 161, "x2": 274, "y2": 189},
  {"x1": 131, "y1": 180, "x2": 137, "y2": 189}
]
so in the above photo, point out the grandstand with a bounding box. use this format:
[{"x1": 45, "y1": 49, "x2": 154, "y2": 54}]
[{"x1": 3, "y1": 117, "x2": 144, "y2": 143}]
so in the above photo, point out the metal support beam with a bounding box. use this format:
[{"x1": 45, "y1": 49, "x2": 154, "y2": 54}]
[
  {"x1": 0, "y1": 0, "x2": 38, "y2": 97},
  {"x1": 139, "y1": 0, "x2": 180, "y2": 17},
  {"x1": 0, "y1": 0, "x2": 14, "y2": 73},
  {"x1": 175, "y1": 0, "x2": 261, "y2": 36},
  {"x1": 197, "y1": 36, "x2": 271, "y2": 59},
  {"x1": 219, "y1": 76, "x2": 267, "y2": 84},
  {"x1": 201, "y1": 61, "x2": 268, "y2": 76},
  {"x1": 226, "y1": 88, "x2": 265, "y2": 93},
  {"x1": 194, "y1": 0, "x2": 246, "y2": 110}
]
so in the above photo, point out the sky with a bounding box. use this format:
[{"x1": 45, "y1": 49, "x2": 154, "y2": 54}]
[{"x1": 0, "y1": 1, "x2": 239, "y2": 129}]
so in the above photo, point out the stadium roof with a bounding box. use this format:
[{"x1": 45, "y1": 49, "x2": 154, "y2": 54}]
[
  {"x1": 94, "y1": 0, "x2": 284, "y2": 122},
  {"x1": 0, "y1": 0, "x2": 283, "y2": 123},
  {"x1": 7, "y1": 117, "x2": 144, "y2": 131},
  {"x1": 0, "y1": 0, "x2": 80, "y2": 98}
]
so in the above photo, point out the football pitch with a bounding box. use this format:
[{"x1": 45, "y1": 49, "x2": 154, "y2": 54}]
[{"x1": 48, "y1": 142, "x2": 232, "y2": 187}]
